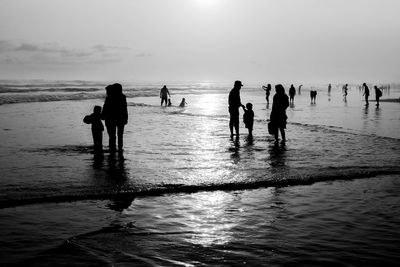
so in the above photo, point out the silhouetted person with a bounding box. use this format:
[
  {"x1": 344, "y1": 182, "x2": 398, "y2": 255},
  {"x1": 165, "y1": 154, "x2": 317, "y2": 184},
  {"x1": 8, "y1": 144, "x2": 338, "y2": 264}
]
[
  {"x1": 298, "y1": 84, "x2": 303, "y2": 95},
  {"x1": 342, "y1": 84, "x2": 348, "y2": 99},
  {"x1": 179, "y1": 98, "x2": 187, "y2": 107},
  {"x1": 310, "y1": 90, "x2": 317, "y2": 104},
  {"x1": 160, "y1": 85, "x2": 170, "y2": 106},
  {"x1": 243, "y1": 102, "x2": 254, "y2": 136},
  {"x1": 289, "y1": 84, "x2": 296, "y2": 104},
  {"x1": 83, "y1": 105, "x2": 104, "y2": 151},
  {"x1": 102, "y1": 83, "x2": 128, "y2": 152},
  {"x1": 328, "y1": 83, "x2": 331, "y2": 94},
  {"x1": 262, "y1": 84, "x2": 272, "y2": 104},
  {"x1": 229, "y1": 80, "x2": 245, "y2": 137},
  {"x1": 363, "y1": 83, "x2": 370, "y2": 105},
  {"x1": 375, "y1": 86, "x2": 382, "y2": 106},
  {"x1": 270, "y1": 84, "x2": 289, "y2": 143}
]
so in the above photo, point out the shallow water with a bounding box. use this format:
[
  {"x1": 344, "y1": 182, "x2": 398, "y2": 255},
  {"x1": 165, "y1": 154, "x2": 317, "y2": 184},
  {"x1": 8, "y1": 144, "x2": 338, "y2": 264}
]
[
  {"x1": 1, "y1": 175, "x2": 399, "y2": 266},
  {"x1": 0, "y1": 81, "x2": 399, "y2": 265}
]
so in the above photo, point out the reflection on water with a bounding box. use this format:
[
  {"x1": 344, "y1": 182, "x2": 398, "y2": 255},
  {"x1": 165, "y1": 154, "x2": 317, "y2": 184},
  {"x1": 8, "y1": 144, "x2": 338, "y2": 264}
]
[
  {"x1": 179, "y1": 191, "x2": 239, "y2": 247},
  {"x1": 268, "y1": 142, "x2": 287, "y2": 168},
  {"x1": 229, "y1": 136, "x2": 240, "y2": 163}
]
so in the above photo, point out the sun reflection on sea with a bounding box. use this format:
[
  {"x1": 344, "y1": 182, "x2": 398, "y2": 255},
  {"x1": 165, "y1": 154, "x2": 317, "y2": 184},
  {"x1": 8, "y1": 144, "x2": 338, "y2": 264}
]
[{"x1": 177, "y1": 191, "x2": 241, "y2": 247}]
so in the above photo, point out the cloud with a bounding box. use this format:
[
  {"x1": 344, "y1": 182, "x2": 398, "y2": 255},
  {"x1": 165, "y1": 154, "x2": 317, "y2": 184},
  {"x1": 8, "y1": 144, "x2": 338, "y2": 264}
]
[{"x1": 0, "y1": 40, "x2": 147, "y2": 65}]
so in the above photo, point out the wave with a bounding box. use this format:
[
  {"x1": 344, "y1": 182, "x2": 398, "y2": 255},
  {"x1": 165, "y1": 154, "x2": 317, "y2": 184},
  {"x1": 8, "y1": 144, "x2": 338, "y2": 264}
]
[{"x1": 1, "y1": 167, "x2": 399, "y2": 209}]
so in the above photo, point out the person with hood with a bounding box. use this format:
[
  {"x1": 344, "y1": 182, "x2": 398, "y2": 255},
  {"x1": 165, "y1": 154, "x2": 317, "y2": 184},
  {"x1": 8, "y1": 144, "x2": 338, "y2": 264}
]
[
  {"x1": 270, "y1": 84, "x2": 289, "y2": 143},
  {"x1": 102, "y1": 83, "x2": 128, "y2": 152}
]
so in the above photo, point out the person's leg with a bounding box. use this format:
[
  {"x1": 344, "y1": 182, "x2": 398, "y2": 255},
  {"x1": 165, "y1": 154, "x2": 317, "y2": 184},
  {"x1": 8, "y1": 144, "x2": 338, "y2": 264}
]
[
  {"x1": 117, "y1": 124, "x2": 125, "y2": 151},
  {"x1": 229, "y1": 113, "x2": 234, "y2": 137},
  {"x1": 280, "y1": 128, "x2": 286, "y2": 142},
  {"x1": 234, "y1": 120, "x2": 239, "y2": 136},
  {"x1": 106, "y1": 121, "x2": 117, "y2": 151}
]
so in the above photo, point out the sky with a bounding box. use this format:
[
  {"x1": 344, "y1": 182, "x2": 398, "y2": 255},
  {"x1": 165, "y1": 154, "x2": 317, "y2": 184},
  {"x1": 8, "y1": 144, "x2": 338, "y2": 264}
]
[{"x1": 0, "y1": 0, "x2": 399, "y2": 83}]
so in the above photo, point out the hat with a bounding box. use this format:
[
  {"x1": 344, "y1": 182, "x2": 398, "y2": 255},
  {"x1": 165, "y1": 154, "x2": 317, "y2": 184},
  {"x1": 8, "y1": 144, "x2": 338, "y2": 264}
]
[{"x1": 234, "y1": 80, "x2": 243, "y2": 87}]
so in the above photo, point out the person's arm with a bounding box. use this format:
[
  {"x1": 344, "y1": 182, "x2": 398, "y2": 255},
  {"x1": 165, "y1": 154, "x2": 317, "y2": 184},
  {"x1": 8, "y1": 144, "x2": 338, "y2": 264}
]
[
  {"x1": 120, "y1": 95, "x2": 128, "y2": 125},
  {"x1": 101, "y1": 99, "x2": 108, "y2": 120},
  {"x1": 167, "y1": 89, "x2": 171, "y2": 97}
]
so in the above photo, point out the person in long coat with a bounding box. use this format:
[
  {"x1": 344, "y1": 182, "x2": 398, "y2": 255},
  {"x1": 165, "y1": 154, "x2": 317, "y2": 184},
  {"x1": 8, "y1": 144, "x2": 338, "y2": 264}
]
[
  {"x1": 102, "y1": 83, "x2": 128, "y2": 152},
  {"x1": 270, "y1": 84, "x2": 289, "y2": 143}
]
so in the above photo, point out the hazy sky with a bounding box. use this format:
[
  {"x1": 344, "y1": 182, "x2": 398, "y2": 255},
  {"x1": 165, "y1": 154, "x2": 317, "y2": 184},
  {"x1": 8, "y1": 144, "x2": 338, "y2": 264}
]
[{"x1": 0, "y1": 0, "x2": 399, "y2": 83}]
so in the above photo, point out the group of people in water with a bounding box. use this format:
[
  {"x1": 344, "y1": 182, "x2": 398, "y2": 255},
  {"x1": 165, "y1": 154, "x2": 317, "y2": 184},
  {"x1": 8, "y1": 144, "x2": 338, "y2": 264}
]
[
  {"x1": 84, "y1": 81, "x2": 388, "y2": 151},
  {"x1": 230, "y1": 81, "x2": 288, "y2": 143},
  {"x1": 160, "y1": 85, "x2": 187, "y2": 107},
  {"x1": 84, "y1": 83, "x2": 187, "y2": 153}
]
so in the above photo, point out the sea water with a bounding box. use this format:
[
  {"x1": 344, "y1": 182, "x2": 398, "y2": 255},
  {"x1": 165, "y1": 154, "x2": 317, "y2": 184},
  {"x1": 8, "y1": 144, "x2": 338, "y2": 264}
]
[{"x1": 0, "y1": 81, "x2": 399, "y2": 266}]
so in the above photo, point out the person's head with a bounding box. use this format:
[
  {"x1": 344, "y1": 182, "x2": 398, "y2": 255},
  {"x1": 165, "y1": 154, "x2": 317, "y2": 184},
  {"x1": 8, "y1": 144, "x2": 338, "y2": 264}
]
[
  {"x1": 291, "y1": 84, "x2": 294, "y2": 87},
  {"x1": 182, "y1": 98, "x2": 185, "y2": 101},
  {"x1": 234, "y1": 80, "x2": 243, "y2": 89},
  {"x1": 246, "y1": 103, "x2": 253, "y2": 110},
  {"x1": 268, "y1": 84, "x2": 271, "y2": 88},
  {"x1": 105, "y1": 84, "x2": 113, "y2": 96},
  {"x1": 163, "y1": 85, "x2": 167, "y2": 89},
  {"x1": 113, "y1": 83, "x2": 123, "y2": 95},
  {"x1": 93, "y1": 105, "x2": 102, "y2": 114},
  {"x1": 374, "y1": 86, "x2": 378, "y2": 89},
  {"x1": 363, "y1": 83, "x2": 366, "y2": 86},
  {"x1": 275, "y1": 84, "x2": 285, "y2": 94}
]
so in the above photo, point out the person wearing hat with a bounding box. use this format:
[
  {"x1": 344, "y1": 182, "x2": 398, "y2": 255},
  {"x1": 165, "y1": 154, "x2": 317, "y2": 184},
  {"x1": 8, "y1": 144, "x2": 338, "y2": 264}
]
[{"x1": 228, "y1": 80, "x2": 245, "y2": 137}]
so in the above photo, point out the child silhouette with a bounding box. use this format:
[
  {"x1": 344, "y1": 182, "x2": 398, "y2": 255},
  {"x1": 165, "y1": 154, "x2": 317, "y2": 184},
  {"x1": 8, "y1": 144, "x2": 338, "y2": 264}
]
[
  {"x1": 84, "y1": 105, "x2": 104, "y2": 151},
  {"x1": 243, "y1": 103, "x2": 254, "y2": 136}
]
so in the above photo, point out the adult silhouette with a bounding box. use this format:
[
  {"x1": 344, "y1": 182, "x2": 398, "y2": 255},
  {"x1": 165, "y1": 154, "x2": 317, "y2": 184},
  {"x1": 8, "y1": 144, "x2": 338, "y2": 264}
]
[
  {"x1": 160, "y1": 85, "x2": 170, "y2": 106},
  {"x1": 374, "y1": 85, "x2": 382, "y2": 106},
  {"x1": 228, "y1": 80, "x2": 245, "y2": 137},
  {"x1": 102, "y1": 83, "x2": 128, "y2": 152},
  {"x1": 362, "y1": 83, "x2": 370, "y2": 105},
  {"x1": 289, "y1": 84, "x2": 296, "y2": 104},
  {"x1": 270, "y1": 84, "x2": 289, "y2": 143},
  {"x1": 262, "y1": 84, "x2": 272, "y2": 104}
]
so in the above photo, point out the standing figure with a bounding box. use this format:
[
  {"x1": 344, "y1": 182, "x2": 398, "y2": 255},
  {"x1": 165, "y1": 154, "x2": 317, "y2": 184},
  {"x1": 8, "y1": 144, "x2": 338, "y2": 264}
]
[
  {"x1": 262, "y1": 84, "x2": 272, "y2": 104},
  {"x1": 160, "y1": 85, "x2": 171, "y2": 106},
  {"x1": 243, "y1": 102, "x2": 254, "y2": 136},
  {"x1": 102, "y1": 83, "x2": 128, "y2": 152},
  {"x1": 374, "y1": 86, "x2": 382, "y2": 106},
  {"x1": 228, "y1": 80, "x2": 245, "y2": 137},
  {"x1": 298, "y1": 84, "x2": 303, "y2": 95},
  {"x1": 342, "y1": 84, "x2": 348, "y2": 99},
  {"x1": 362, "y1": 83, "x2": 370, "y2": 105},
  {"x1": 289, "y1": 84, "x2": 296, "y2": 104},
  {"x1": 83, "y1": 105, "x2": 104, "y2": 151},
  {"x1": 310, "y1": 90, "x2": 317, "y2": 104},
  {"x1": 328, "y1": 83, "x2": 331, "y2": 94},
  {"x1": 270, "y1": 84, "x2": 289, "y2": 143}
]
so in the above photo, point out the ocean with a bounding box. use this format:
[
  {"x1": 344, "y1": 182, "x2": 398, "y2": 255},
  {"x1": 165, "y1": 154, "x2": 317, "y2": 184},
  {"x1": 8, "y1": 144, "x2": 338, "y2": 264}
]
[{"x1": 0, "y1": 80, "x2": 399, "y2": 266}]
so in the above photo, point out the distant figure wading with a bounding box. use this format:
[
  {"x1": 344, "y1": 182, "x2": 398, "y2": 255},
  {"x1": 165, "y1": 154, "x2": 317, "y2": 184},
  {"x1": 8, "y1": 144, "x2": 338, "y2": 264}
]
[
  {"x1": 289, "y1": 84, "x2": 296, "y2": 104},
  {"x1": 228, "y1": 80, "x2": 245, "y2": 137},
  {"x1": 310, "y1": 90, "x2": 317, "y2": 104},
  {"x1": 363, "y1": 83, "x2": 370, "y2": 105},
  {"x1": 262, "y1": 84, "x2": 272, "y2": 104},
  {"x1": 374, "y1": 86, "x2": 382, "y2": 106},
  {"x1": 179, "y1": 98, "x2": 187, "y2": 107},
  {"x1": 102, "y1": 83, "x2": 128, "y2": 152},
  {"x1": 270, "y1": 84, "x2": 289, "y2": 143},
  {"x1": 160, "y1": 85, "x2": 171, "y2": 106}
]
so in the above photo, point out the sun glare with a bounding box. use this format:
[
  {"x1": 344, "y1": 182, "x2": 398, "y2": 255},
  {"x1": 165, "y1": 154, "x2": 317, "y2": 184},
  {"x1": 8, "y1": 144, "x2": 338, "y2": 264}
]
[{"x1": 195, "y1": 0, "x2": 221, "y2": 8}]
